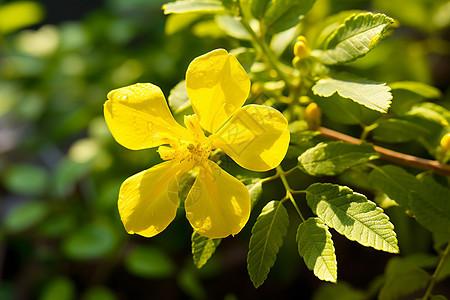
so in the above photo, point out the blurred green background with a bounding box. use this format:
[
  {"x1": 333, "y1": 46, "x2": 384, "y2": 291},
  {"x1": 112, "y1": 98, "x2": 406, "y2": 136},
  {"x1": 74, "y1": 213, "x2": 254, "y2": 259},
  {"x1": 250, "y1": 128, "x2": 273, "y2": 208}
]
[{"x1": 0, "y1": 0, "x2": 449, "y2": 299}]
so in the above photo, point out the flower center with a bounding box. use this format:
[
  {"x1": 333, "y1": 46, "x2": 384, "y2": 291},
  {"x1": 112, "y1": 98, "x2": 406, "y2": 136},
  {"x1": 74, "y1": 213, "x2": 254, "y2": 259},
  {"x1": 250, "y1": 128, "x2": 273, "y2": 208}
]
[{"x1": 157, "y1": 115, "x2": 211, "y2": 164}]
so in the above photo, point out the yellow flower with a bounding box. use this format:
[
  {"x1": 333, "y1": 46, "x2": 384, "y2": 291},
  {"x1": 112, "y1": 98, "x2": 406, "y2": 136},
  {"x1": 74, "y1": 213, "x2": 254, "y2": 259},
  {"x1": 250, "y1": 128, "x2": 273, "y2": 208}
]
[{"x1": 103, "y1": 49, "x2": 290, "y2": 239}]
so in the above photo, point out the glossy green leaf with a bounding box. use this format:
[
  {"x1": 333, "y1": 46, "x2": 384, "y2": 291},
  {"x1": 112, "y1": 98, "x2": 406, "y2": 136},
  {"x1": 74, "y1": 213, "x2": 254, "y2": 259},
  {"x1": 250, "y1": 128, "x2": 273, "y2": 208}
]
[
  {"x1": 319, "y1": 13, "x2": 394, "y2": 64},
  {"x1": 261, "y1": 0, "x2": 316, "y2": 33},
  {"x1": 191, "y1": 231, "x2": 221, "y2": 269},
  {"x1": 372, "y1": 118, "x2": 430, "y2": 143},
  {"x1": 368, "y1": 165, "x2": 419, "y2": 208},
  {"x1": 162, "y1": 0, "x2": 225, "y2": 14},
  {"x1": 306, "y1": 183, "x2": 399, "y2": 253},
  {"x1": 298, "y1": 141, "x2": 379, "y2": 176},
  {"x1": 4, "y1": 201, "x2": 48, "y2": 233},
  {"x1": 247, "y1": 200, "x2": 289, "y2": 288},
  {"x1": 409, "y1": 174, "x2": 450, "y2": 234},
  {"x1": 125, "y1": 245, "x2": 175, "y2": 278},
  {"x1": 312, "y1": 74, "x2": 392, "y2": 113},
  {"x1": 296, "y1": 217, "x2": 337, "y2": 282}
]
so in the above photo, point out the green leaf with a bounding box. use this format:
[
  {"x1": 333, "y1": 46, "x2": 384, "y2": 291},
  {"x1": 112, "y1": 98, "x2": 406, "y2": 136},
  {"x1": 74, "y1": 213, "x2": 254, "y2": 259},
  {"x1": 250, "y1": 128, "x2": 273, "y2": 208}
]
[
  {"x1": 40, "y1": 277, "x2": 75, "y2": 300},
  {"x1": 125, "y1": 245, "x2": 175, "y2": 278},
  {"x1": 246, "y1": 179, "x2": 263, "y2": 209},
  {"x1": 270, "y1": 24, "x2": 300, "y2": 56},
  {"x1": 215, "y1": 15, "x2": 250, "y2": 40},
  {"x1": 82, "y1": 287, "x2": 116, "y2": 300},
  {"x1": 4, "y1": 201, "x2": 48, "y2": 233},
  {"x1": 251, "y1": 0, "x2": 270, "y2": 20},
  {"x1": 306, "y1": 183, "x2": 399, "y2": 253},
  {"x1": 313, "y1": 282, "x2": 365, "y2": 300},
  {"x1": 379, "y1": 255, "x2": 432, "y2": 300},
  {"x1": 319, "y1": 13, "x2": 394, "y2": 64},
  {"x1": 4, "y1": 164, "x2": 49, "y2": 196},
  {"x1": 298, "y1": 141, "x2": 379, "y2": 176},
  {"x1": 312, "y1": 74, "x2": 392, "y2": 113},
  {"x1": 315, "y1": 94, "x2": 366, "y2": 125},
  {"x1": 62, "y1": 223, "x2": 116, "y2": 260},
  {"x1": 431, "y1": 296, "x2": 448, "y2": 300},
  {"x1": 191, "y1": 231, "x2": 221, "y2": 269},
  {"x1": 368, "y1": 165, "x2": 419, "y2": 209},
  {"x1": 162, "y1": 0, "x2": 225, "y2": 14},
  {"x1": 247, "y1": 200, "x2": 289, "y2": 288},
  {"x1": 296, "y1": 217, "x2": 337, "y2": 282},
  {"x1": 409, "y1": 174, "x2": 450, "y2": 234},
  {"x1": 372, "y1": 118, "x2": 430, "y2": 143},
  {"x1": 389, "y1": 81, "x2": 442, "y2": 99},
  {"x1": 165, "y1": 13, "x2": 203, "y2": 35},
  {"x1": 406, "y1": 102, "x2": 450, "y2": 127},
  {"x1": 261, "y1": 0, "x2": 316, "y2": 33},
  {"x1": 168, "y1": 80, "x2": 191, "y2": 114}
]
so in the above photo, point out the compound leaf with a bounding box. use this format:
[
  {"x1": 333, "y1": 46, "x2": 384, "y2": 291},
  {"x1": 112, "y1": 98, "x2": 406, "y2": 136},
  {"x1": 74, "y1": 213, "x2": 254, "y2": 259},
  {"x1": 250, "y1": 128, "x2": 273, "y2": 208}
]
[{"x1": 306, "y1": 183, "x2": 399, "y2": 253}]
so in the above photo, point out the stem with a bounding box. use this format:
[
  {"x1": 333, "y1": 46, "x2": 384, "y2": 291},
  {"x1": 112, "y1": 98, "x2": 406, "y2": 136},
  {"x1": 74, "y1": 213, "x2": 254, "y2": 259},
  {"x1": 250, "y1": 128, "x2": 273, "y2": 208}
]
[
  {"x1": 277, "y1": 166, "x2": 305, "y2": 221},
  {"x1": 237, "y1": 0, "x2": 292, "y2": 87},
  {"x1": 319, "y1": 126, "x2": 450, "y2": 176},
  {"x1": 422, "y1": 243, "x2": 450, "y2": 299}
]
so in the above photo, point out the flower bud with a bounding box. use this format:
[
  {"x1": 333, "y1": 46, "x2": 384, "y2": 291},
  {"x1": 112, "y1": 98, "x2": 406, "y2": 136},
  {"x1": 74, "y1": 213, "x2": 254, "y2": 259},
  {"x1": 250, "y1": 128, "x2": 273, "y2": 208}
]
[
  {"x1": 305, "y1": 102, "x2": 321, "y2": 129},
  {"x1": 293, "y1": 36, "x2": 309, "y2": 59},
  {"x1": 440, "y1": 133, "x2": 450, "y2": 151}
]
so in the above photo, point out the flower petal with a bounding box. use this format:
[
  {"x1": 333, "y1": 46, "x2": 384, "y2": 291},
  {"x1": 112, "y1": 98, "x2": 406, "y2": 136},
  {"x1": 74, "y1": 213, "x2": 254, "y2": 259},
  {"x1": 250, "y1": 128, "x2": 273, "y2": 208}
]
[
  {"x1": 186, "y1": 49, "x2": 250, "y2": 133},
  {"x1": 185, "y1": 160, "x2": 250, "y2": 239},
  {"x1": 212, "y1": 105, "x2": 290, "y2": 172},
  {"x1": 118, "y1": 160, "x2": 192, "y2": 237},
  {"x1": 104, "y1": 83, "x2": 188, "y2": 150}
]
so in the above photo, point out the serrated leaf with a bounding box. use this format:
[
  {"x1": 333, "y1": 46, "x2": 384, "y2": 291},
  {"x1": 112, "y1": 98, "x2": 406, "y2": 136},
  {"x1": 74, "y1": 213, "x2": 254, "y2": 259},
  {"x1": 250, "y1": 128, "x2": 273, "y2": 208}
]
[
  {"x1": 372, "y1": 118, "x2": 430, "y2": 143},
  {"x1": 409, "y1": 175, "x2": 450, "y2": 234},
  {"x1": 191, "y1": 231, "x2": 221, "y2": 269},
  {"x1": 315, "y1": 94, "x2": 366, "y2": 125},
  {"x1": 298, "y1": 141, "x2": 379, "y2": 176},
  {"x1": 163, "y1": 0, "x2": 225, "y2": 14},
  {"x1": 368, "y1": 165, "x2": 419, "y2": 209},
  {"x1": 312, "y1": 74, "x2": 392, "y2": 112},
  {"x1": 319, "y1": 13, "x2": 394, "y2": 64},
  {"x1": 306, "y1": 183, "x2": 399, "y2": 253},
  {"x1": 296, "y1": 217, "x2": 337, "y2": 282},
  {"x1": 261, "y1": 0, "x2": 316, "y2": 33},
  {"x1": 247, "y1": 200, "x2": 289, "y2": 288}
]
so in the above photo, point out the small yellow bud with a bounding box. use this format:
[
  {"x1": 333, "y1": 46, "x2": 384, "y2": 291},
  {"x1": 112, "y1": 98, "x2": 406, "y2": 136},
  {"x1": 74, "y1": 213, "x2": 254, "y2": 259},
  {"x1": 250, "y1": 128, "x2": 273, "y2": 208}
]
[
  {"x1": 440, "y1": 133, "x2": 450, "y2": 151},
  {"x1": 305, "y1": 102, "x2": 321, "y2": 129},
  {"x1": 293, "y1": 36, "x2": 309, "y2": 59}
]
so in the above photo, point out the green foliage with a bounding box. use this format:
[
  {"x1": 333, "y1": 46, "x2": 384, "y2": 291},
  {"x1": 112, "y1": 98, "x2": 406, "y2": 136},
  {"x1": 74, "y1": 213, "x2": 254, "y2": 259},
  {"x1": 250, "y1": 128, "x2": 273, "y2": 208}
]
[
  {"x1": 318, "y1": 12, "x2": 394, "y2": 64},
  {"x1": 296, "y1": 217, "x2": 337, "y2": 282},
  {"x1": 162, "y1": 0, "x2": 225, "y2": 14},
  {"x1": 3, "y1": 201, "x2": 48, "y2": 233},
  {"x1": 191, "y1": 231, "x2": 221, "y2": 268},
  {"x1": 306, "y1": 183, "x2": 399, "y2": 253},
  {"x1": 39, "y1": 277, "x2": 75, "y2": 300},
  {"x1": 312, "y1": 73, "x2": 392, "y2": 112},
  {"x1": 125, "y1": 245, "x2": 176, "y2": 278},
  {"x1": 298, "y1": 141, "x2": 379, "y2": 176},
  {"x1": 247, "y1": 200, "x2": 289, "y2": 288}
]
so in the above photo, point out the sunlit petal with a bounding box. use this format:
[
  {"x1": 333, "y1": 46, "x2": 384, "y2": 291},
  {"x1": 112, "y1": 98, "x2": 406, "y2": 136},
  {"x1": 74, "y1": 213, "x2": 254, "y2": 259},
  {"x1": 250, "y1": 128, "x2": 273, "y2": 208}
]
[
  {"x1": 185, "y1": 160, "x2": 250, "y2": 239},
  {"x1": 186, "y1": 49, "x2": 250, "y2": 133},
  {"x1": 212, "y1": 105, "x2": 290, "y2": 172},
  {"x1": 104, "y1": 83, "x2": 188, "y2": 150},
  {"x1": 118, "y1": 160, "x2": 193, "y2": 237}
]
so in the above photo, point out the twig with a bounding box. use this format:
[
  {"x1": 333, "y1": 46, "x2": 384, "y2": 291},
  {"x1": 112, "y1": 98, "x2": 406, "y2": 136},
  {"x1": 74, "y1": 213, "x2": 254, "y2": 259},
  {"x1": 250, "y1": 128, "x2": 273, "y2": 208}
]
[{"x1": 319, "y1": 127, "x2": 450, "y2": 176}]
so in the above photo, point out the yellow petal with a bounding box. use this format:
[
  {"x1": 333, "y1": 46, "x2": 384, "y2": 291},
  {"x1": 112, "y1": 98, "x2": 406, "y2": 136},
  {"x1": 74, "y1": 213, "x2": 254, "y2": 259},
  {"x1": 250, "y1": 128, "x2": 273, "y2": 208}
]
[
  {"x1": 104, "y1": 83, "x2": 188, "y2": 150},
  {"x1": 212, "y1": 105, "x2": 290, "y2": 172},
  {"x1": 118, "y1": 160, "x2": 192, "y2": 237},
  {"x1": 185, "y1": 160, "x2": 250, "y2": 239},
  {"x1": 186, "y1": 49, "x2": 250, "y2": 133}
]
